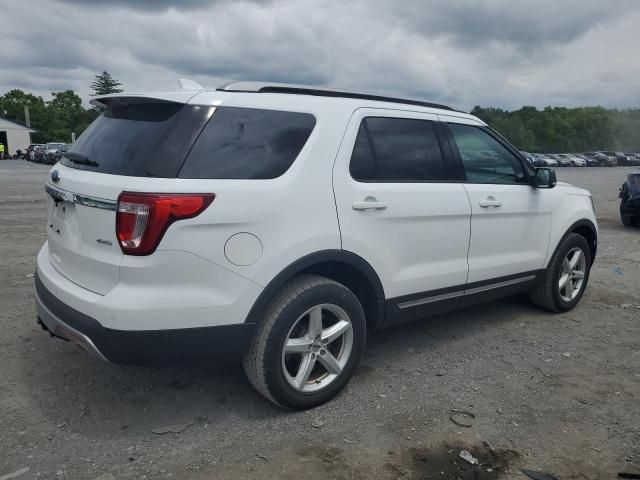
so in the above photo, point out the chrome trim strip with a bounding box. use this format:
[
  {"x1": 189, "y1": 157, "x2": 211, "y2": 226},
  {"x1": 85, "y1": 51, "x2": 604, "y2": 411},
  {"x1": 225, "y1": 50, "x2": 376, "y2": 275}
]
[
  {"x1": 72, "y1": 194, "x2": 117, "y2": 211},
  {"x1": 464, "y1": 275, "x2": 536, "y2": 296},
  {"x1": 45, "y1": 184, "x2": 116, "y2": 211},
  {"x1": 35, "y1": 289, "x2": 110, "y2": 363},
  {"x1": 397, "y1": 290, "x2": 464, "y2": 310},
  {"x1": 45, "y1": 184, "x2": 72, "y2": 203},
  {"x1": 396, "y1": 274, "x2": 537, "y2": 310}
]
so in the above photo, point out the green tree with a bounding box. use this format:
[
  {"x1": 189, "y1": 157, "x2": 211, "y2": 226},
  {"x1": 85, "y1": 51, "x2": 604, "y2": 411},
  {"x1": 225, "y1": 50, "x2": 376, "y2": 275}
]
[
  {"x1": 472, "y1": 105, "x2": 640, "y2": 153},
  {"x1": 0, "y1": 89, "x2": 100, "y2": 144},
  {"x1": 90, "y1": 71, "x2": 123, "y2": 96},
  {"x1": 49, "y1": 90, "x2": 84, "y2": 116}
]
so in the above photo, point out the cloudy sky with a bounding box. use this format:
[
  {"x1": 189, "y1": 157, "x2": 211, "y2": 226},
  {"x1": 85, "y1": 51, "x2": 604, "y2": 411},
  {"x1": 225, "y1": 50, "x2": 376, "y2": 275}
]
[{"x1": 2, "y1": 0, "x2": 639, "y2": 110}]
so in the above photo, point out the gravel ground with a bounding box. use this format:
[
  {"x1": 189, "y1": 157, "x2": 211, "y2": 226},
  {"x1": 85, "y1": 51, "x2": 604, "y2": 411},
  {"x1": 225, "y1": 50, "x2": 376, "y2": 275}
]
[{"x1": 1, "y1": 160, "x2": 639, "y2": 480}]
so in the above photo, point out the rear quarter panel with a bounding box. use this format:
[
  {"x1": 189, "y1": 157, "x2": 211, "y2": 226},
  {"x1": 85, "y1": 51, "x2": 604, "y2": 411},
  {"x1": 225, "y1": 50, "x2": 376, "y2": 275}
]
[{"x1": 153, "y1": 102, "x2": 351, "y2": 288}]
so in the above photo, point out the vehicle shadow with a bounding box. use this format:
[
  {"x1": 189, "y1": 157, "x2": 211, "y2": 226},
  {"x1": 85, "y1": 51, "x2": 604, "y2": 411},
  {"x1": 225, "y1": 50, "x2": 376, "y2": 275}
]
[{"x1": 19, "y1": 294, "x2": 545, "y2": 439}]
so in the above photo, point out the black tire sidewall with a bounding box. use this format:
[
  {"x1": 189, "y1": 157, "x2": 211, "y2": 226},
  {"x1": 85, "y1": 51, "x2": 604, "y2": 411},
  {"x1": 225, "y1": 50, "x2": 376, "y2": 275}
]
[
  {"x1": 263, "y1": 282, "x2": 366, "y2": 409},
  {"x1": 549, "y1": 234, "x2": 591, "y2": 311}
]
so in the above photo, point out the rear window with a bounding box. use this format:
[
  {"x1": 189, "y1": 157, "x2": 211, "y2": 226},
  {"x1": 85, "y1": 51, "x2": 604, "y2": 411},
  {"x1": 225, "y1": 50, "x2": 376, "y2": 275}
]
[
  {"x1": 179, "y1": 107, "x2": 316, "y2": 179},
  {"x1": 62, "y1": 100, "x2": 212, "y2": 177},
  {"x1": 62, "y1": 103, "x2": 315, "y2": 179}
]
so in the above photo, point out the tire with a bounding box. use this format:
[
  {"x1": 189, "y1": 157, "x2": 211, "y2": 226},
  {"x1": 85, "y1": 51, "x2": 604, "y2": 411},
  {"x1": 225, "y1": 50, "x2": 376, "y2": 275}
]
[
  {"x1": 243, "y1": 274, "x2": 366, "y2": 409},
  {"x1": 529, "y1": 233, "x2": 591, "y2": 312}
]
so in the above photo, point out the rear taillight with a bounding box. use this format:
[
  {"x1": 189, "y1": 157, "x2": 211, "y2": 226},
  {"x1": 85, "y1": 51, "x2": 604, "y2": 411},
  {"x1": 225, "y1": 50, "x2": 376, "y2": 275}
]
[{"x1": 116, "y1": 192, "x2": 214, "y2": 255}]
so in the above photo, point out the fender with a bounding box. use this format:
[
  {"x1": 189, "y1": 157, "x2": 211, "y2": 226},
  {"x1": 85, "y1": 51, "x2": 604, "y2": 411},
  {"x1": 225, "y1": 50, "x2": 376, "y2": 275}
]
[
  {"x1": 244, "y1": 250, "x2": 386, "y2": 329},
  {"x1": 548, "y1": 218, "x2": 598, "y2": 265}
]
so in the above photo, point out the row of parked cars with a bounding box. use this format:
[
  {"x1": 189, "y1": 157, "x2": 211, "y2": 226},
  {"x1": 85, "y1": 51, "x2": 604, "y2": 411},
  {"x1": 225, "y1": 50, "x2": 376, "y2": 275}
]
[
  {"x1": 22, "y1": 143, "x2": 70, "y2": 165},
  {"x1": 521, "y1": 151, "x2": 640, "y2": 167}
]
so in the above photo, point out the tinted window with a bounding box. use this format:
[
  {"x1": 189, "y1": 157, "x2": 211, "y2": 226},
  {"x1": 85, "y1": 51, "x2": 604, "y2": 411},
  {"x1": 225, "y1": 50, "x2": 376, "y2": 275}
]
[
  {"x1": 61, "y1": 101, "x2": 212, "y2": 177},
  {"x1": 449, "y1": 123, "x2": 525, "y2": 184},
  {"x1": 179, "y1": 107, "x2": 316, "y2": 179},
  {"x1": 349, "y1": 117, "x2": 446, "y2": 182},
  {"x1": 349, "y1": 123, "x2": 376, "y2": 180}
]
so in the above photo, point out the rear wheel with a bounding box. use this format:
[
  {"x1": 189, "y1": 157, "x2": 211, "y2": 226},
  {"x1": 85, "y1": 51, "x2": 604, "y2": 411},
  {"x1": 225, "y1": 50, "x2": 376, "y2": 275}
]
[
  {"x1": 243, "y1": 275, "x2": 366, "y2": 409},
  {"x1": 529, "y1": 233, "x2": 591, "y2": 312}
]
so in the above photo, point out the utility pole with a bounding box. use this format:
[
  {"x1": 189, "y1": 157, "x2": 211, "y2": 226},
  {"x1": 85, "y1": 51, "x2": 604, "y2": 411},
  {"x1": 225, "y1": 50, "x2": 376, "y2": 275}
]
[{"x1": 24, "y1": 106, "x2": 31, "y2": 127}]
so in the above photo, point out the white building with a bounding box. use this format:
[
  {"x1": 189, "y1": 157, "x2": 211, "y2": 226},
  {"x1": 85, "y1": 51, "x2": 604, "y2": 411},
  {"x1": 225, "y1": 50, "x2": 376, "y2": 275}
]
[{"x1": 0, "y1": 117, "x2": 36, "y2": 156}]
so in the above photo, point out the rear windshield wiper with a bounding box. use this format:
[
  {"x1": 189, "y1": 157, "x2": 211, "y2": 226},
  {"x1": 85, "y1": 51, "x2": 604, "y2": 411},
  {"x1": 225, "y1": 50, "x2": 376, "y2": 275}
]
[{"x1": 64, "y1": 152, "x2": 99, "y2": 167}]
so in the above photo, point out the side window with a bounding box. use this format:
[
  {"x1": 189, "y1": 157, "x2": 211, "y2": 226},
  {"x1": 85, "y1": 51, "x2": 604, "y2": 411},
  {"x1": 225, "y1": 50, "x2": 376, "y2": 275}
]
[
  {"x1": 179, "y1": 107, "x2": 315, "y2": 179},
  {"x1": 349, "y1": 117, "x2": 447, "y2": 182},
  {"x1": 448, "y1": 123, "x2": 525, "y2": 184}
]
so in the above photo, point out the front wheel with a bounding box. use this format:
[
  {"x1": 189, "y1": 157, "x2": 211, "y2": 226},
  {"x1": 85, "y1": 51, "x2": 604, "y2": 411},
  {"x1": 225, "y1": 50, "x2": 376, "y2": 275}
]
[
  {"x1": 529, "y1": 233, "x2": 591, "y2": 312},
  {"x1": 243, "y1": 275, "x2": 366, "y2": 409}
]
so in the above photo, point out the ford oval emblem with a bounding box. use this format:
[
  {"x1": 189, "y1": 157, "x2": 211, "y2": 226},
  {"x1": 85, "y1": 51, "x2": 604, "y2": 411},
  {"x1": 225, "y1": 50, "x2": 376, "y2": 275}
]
[{"x1": 51, "y1": 170, "x2": 60, "y2": 183}]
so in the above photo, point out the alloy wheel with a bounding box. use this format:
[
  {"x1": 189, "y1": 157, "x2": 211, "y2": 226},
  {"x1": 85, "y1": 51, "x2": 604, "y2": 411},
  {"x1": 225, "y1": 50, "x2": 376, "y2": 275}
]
[
  {"x1": 281, "y1": 304, "x2": 354, "y2": 393},
  {"x1": 558, "y1": 247, "x2": 586, "y2": 302}
]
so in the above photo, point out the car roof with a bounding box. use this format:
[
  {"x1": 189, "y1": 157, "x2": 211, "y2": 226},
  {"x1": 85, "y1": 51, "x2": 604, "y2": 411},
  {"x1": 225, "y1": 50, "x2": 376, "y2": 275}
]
[{"x1": 91, "y1": 80, "x2": 483, "y2": 124}]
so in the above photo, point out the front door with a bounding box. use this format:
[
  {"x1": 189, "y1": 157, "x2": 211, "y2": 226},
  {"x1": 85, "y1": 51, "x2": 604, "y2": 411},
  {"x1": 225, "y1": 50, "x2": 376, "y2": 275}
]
[
  {"x1": 332, "y1": 109, "x2": 472, "y2": 325},
  {"x1": 440, "y1": 116, "x2": 551, "y2": 285}
]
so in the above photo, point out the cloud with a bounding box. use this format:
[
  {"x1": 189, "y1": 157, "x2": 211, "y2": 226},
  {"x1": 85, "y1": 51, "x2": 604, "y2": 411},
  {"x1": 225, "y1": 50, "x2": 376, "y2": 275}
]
[
  {"x1": 55, "y1": 0, "x2": 268, "y2": 11},
  {"x1": 1, "y1": 0, "x2": 639, "y2": 110},
  {"x1": 387, "y1": 0, "x2": 639, "y2": 50}
]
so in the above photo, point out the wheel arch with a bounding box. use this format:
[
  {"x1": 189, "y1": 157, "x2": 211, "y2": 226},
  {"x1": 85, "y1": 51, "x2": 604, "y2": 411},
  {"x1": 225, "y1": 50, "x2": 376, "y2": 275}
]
[
  {"x1": 552, "y1": 219, "x2": 598, "y2": 264},
  {"x1": 245, "y1": 250, "x2": 386, "y2": 331}
]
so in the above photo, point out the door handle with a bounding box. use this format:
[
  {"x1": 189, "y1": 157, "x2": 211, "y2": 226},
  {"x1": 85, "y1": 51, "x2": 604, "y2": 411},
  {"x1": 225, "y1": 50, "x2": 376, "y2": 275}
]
[
  {"x1": 479, "y1": 196, "x2": 502, "y2": 208},
  {"x1": 352, "y1": 197, "x2": 387, "y2": 211}
]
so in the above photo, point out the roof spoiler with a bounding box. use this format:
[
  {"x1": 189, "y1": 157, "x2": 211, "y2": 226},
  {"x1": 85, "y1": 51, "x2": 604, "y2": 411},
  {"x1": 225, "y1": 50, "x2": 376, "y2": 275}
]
[{"x1": 178, "y1": 78, "x2": 204, "y2": 90}]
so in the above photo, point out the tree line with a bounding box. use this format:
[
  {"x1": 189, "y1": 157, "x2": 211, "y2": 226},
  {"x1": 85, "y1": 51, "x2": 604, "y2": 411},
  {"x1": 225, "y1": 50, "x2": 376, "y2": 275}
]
[
  {"x1": 471, "y1": 105, "x2": 640, "y2": 153},
  {"x1": 0, "y1": 72, "x2": 122, "y2": 145},
  {"x1": 1, "y1": 72, "x2": 639, "y2": 153}
]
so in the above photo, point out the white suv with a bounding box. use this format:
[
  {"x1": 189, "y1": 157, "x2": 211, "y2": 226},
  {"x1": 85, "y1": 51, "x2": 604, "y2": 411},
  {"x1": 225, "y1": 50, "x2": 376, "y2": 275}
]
[{"x1": 35, "y1": 82, "x2": 597, "y2": 409}]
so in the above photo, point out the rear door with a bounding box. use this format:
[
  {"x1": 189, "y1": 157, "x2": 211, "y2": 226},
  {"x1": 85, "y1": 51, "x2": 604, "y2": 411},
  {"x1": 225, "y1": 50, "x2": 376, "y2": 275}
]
[
  {"x1": 440, "y1": 116, "x2": 551, "y2": 285},
  {"x1": 45, "y1": 97, "x2": 210, "y2": 294},
  {"x1": 333, "y1": 109, "x2": 471, "y2": 324}
]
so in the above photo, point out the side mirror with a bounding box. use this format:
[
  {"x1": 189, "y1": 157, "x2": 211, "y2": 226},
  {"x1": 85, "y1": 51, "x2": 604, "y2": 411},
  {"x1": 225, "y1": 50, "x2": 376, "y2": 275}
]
[{"x1": 532, "y1": 167, "x2": 556, "y2": 188}]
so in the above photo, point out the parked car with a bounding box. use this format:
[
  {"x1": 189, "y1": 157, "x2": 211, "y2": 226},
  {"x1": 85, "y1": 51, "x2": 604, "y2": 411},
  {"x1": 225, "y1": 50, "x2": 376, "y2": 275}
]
[
  {"x1": 556, "y1": 154, "x2": 586, "y2": 167},
  {"x1": 533, "y1": 153, "x2": 558, "y2": 167},
  {"x1": 43, "y1": 143, "x2": 67, "y2": 165},
  {"x1": 600, "y1": 151, "x2": 630, "y2": 166},
  {"x1": 26, "y1": 144, "x2": 45, "y2": 162},
  {"x1": 520, "y1": 151, "x2": 540, "y2": 166},
  {"x1": 549, "y1": 154, "x2": 571, "y2": 167},
  {"x1": 619, "y1": 173, "x2": 640, "y2": 226},
  {"x1": 584, "y1": 152, "x2": 616, "y2": 167},
  {"x1": 574, "y1": 154, "x2": 599, "y2": 167},
  {"x1": 33, "y1": 145, "x2": 46, "y2": 163},
  {"x1": 624, "y1": 153, "x2": 640, "y2": 166},
  {"x1": 34, "y1": 82, "x2": 598, "y2": 408}
]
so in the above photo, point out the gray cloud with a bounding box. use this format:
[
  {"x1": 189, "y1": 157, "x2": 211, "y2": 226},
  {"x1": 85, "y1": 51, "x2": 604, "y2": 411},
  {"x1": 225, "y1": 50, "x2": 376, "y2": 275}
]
[
  {"x1": 55, "y1": 0, "x2": 266, "y2": 11},
  {"x1": 1, "y1": 0, "x2": 639, "y2": 111},
  {"x1": 387, "y1": 0, "x2": 640, "y2": 50}
]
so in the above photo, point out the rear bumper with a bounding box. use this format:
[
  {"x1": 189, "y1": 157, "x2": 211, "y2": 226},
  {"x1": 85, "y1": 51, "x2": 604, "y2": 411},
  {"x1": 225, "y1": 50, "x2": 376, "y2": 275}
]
[{"x1": 35, "y1": 271, "x2": 256, "y2": 364}]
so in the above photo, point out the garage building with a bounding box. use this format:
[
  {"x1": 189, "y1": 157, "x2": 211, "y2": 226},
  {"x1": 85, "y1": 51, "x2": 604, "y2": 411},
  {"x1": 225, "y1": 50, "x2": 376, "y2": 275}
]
[{"x1": 0, "y1": 117, "x2": 36, "y2": 157}]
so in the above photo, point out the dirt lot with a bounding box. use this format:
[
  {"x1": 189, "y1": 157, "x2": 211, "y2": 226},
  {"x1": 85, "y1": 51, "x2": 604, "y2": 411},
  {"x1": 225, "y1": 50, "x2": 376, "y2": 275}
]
[{"x1": 1, "y1": 160, "x2": 639, "y2": 480}]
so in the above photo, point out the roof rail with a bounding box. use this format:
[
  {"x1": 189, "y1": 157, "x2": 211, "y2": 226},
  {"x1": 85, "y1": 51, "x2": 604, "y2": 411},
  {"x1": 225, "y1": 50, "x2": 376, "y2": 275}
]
[{"x1": 217, "y1": 81, "x2": 454, "y2": 111}]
